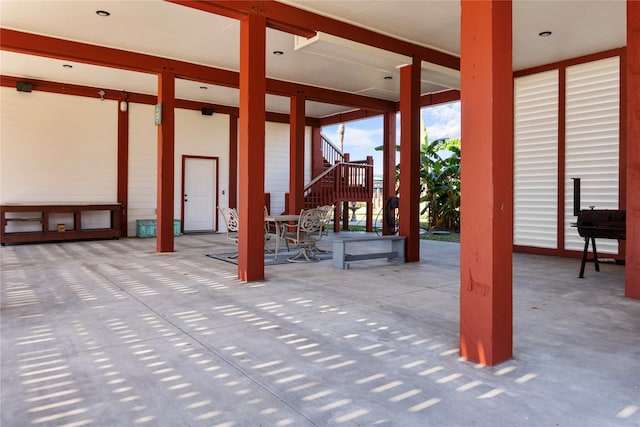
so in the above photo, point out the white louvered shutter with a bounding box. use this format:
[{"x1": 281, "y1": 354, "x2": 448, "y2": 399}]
[
  {"x1": 564, "y1": 57, "x2": 620, "y2": 253},
  {"x1": 514, "y1": 70, "x2": 559, "y2": 248}
]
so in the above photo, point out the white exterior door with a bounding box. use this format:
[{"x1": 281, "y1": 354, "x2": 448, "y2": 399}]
[{"x1": 183, "y1": 157, "x2": 217, "y2": 232}]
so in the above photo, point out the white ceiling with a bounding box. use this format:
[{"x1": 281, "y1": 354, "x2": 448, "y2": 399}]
[{"x1": 0, "y1": 0, "x2": 627, "y2": 118}]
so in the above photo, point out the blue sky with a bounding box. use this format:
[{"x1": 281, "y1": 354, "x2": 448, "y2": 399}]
[{"x1": 322, "y1": 101, "x2": 461, "y2": 175}]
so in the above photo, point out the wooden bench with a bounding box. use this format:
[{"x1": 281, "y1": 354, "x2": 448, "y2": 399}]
[
  {"x1": 332, "y1": 235, "x2": 406, "y2": 269},
  {"x1": 1, "y1": 203, "x2": 122, "y2": 245}
]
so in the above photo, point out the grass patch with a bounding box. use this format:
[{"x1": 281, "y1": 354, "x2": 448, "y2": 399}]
[
  {"x1": 420, "y1": 231, "x2": 460, "y2": 243},
  {"x1": 330, "y1": 223, "x2": 460, "y2": 243}
]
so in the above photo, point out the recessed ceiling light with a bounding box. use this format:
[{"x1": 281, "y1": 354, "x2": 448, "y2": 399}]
[
  {"x1": 62, "y1": 64, "x2": 73, "y2": 68},
  {"x1": 96, "y1": 10, "x2": 110, "y2": 17},
  {"x1": 200, "y1": 86, "x2": 208, "y2": 90},
  {"x1": 538, "y1": 31, "x2": 552, "y2": 37},
  {"x1": 384, "y1": 76, "x2": 393, "y2": 80},
  {"x1": 272, "y1": 50, "x2": 284, "y2": 56}
]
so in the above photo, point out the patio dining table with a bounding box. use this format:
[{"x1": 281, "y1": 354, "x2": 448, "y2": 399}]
[{"x1": 264, "y1": 214, "x2": 300, "y2": 259}]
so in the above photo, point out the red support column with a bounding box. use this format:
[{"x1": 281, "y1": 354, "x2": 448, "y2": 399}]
[
  {"x1": 626, "y1": 0, "x2": 640, "y2": 299},
  {"x1": 117, "y1": 96, "x2": 129, "y2": 237},
  {"x1": 366, "y1": 155, "x2": 374, "y2": 232},
  {"x1": 398, "y1": 61, "x2": 421, "y2": 261},
  {"x1": 157, "y1": 70, "x2": 175, "y2": 253},
  {"x1": 312, "y1": 127, "x2": 324, "y2": 179},
  {"x1": 383, "y1": 111, "x2": 397, "y2": 235},
  {"x1": 238, "y1": 12, "x2": 266, "y2": 281},
  {"x1": 459, "y1": 0, "x2": 513, "y2": 366},
  {"x1": 289, "y1": 93, "x2": 306, "y2": 215},
  {"x1": 229, "y1": 113, "x2": 238, "y2": 209}
]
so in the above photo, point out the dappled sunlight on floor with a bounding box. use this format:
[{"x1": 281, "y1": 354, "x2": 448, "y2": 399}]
[{"x1": 1, "y1": 234, "x2": 636, "y2": 426}]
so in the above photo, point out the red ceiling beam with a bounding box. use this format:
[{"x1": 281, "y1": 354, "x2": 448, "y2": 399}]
[
  {"x1": 0, "y1": 29, "x2": 238, "y2": 88},
  {"x1": 1, "y1": 74, "x2": 320, "y2": 126},
  {"x1": 170, "y1": 1, "x2": 460, "y2": 71},
  {"x1": 266, "y1": 77, "x2": 394, "y2": 111},
  {"x1": 317, "y1": 89, "x2": 461, "y2": 127},
  {"x1": 1, "y1": 28, "x2": 393, "y2": 113}
]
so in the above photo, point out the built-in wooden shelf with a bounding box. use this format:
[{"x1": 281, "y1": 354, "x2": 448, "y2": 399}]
[{"x1": 1, "y1": 203, "x2": 122, "y2": 245}]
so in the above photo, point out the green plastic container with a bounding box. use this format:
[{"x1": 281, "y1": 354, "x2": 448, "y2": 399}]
[{"x1": 136, "y1": 219, "x2": 180, "y2": 238}]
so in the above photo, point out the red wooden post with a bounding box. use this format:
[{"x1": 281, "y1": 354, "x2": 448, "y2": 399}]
[
  {"x1": 156, "y1": 70, "x2": 175, "y2": 253},
  {"x1": 383, "y1": 111, "x2": 397, "y2": 235},
  {"x1": 366, "y1": 155, "x2": 373, "y2": 232},
  {"x1": 626, "y1": 0, "x2": 640, "y2": 299},
  {"x1": 459, "y1": 0, "x2": 513, "y2": 365},
  {"x1": 228, "y1": 113, "x2": 238, "y2": 209},
  {"x1": 117, "y1": 96, "x2": 129, "y2": 237},
  {"x1": 398, "y1": 61, "x2": 421, "y2": 261},
  {"x1": 237, "y1": 12, "x2": 266, "y2": 281},
  {"x1": 289, "y1": 93, "x2": 306, "y2": 215},
  {"x1": 311, "y1": 127, "x2": 324, "y2": 179}
]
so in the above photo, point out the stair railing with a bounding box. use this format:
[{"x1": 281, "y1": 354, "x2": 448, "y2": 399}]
[
  {"x1": 320, "y1": 133, "x2": 344, "y2": 166},
  {"x1": 303, "y1": 161, "x2": 374, "y2": 209}
]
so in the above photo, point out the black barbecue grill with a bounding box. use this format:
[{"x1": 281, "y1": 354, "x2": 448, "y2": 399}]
[{"x1": 572, "y1": 178, "x2": 626, "y2": 278}]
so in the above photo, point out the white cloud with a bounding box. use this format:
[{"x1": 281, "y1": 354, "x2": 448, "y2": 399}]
[
  {"x1": 320, "y1": 102, "x2": 461, "y2": 174},
  {"x1": 422, "y1": 102, "x2": 461, "y2": 141}
]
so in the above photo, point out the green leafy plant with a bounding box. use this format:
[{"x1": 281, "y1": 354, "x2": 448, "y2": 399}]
[{"x1": 375, "y1": 121, "x2": 461, "y2": 232}]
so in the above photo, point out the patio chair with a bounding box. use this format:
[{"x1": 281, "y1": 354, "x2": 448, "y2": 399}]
[
  {"x1": 218, "y1": 206, "x2": 239, "y2": 258},
  {"x1": 264, "y1": 205, "x2": 279, "y2": 252},
  {"x1": 283, "y1": 208, "x2": 325, "y2": 262},
  {"x1": 307, "y1": 205, "x2": 333, "y2": 254}
]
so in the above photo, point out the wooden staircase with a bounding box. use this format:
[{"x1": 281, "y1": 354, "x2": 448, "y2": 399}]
[{"x1": 303, "y1": 134, "x2": 374, "y2": 230}]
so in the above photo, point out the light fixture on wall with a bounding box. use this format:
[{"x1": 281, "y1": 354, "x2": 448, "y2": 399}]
[
  {"x1": 120, "y1": 100, "x2": 128, "y2": 112},
  {"x1": 97, "y1": 90, "x2": 106, "y2": 100}
]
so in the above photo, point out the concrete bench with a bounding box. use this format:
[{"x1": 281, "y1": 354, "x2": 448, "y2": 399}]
[{"x1": 332, "y1": 235, "x2": 406, "y2": 269}]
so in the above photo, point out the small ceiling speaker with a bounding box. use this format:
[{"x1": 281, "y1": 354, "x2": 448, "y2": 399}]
[
  {"x1": 201, "y1": 107, "x2": 214, "y2": 116},
  {"x1": 16, "y1": 81, "x2": 32, "y2": 93}
]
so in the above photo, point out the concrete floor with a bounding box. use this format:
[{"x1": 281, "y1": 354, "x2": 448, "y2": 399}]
[{"x1": 1, "y1": 233, "x2": 638, "y2": 427}]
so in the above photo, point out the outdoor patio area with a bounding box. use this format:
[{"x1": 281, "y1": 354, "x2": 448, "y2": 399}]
[{"x1": 1, "y1": 232, "x2": 637, "y2": 426}]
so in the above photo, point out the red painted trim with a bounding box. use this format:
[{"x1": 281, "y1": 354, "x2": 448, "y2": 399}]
[
  {"x1": 156, "y1": 71, "x2": 176, "y2": 253},
  {"x1": 318, "y1": 110, "x2": 382, "y2": 127},
  {"x1": 558, "y1": 67, "x2": 566, "y2": 251},
  {"x1": 398, "y1": 61, "x2": 421, "y2": 261},
  {"x1": 266, "y1": 77, "x2": 395, "y2": 112},
  {"x1": 228, "y1": 115, "x2": 238, "y2": 210},
  {"x1": 181, "y1": 155, "x2": 220, "y2": 232},
  {"x1": 237, "y1": 12, "x2": 266, "y2": 281},
  {"x1": 117, "y1": 99, "x2": 129, "y2": 237},
  {"x1": 419, "y1": 90, "x2": 461, "y2": 107},
  {"x1": 172, "y1": 1, "x2": 460, "y2": 70},
  {"x1": 289, "y1": 94, "x2": 306, "y2": 215},
  {"x1": 626, "y1": 0, "x2": 640, "y2": 299},
  {"x1": 514, "y1": 245, "x2": 584, "y2": 259},
  {"x1": 514, "y1": 48, "x2": 625, "y2": 78},
  {"x1": 618, "y1": 53, "x2": 627, "y2": 260}
]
